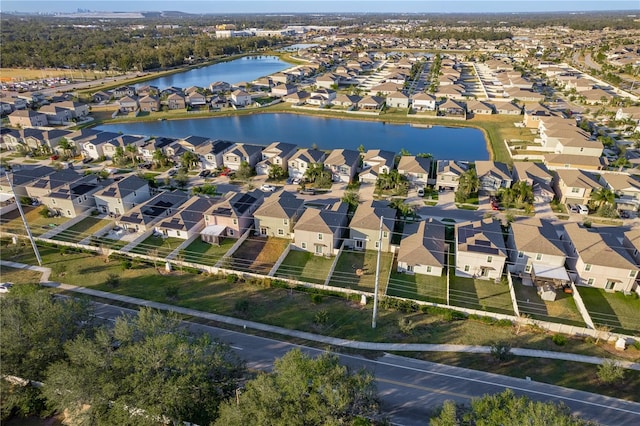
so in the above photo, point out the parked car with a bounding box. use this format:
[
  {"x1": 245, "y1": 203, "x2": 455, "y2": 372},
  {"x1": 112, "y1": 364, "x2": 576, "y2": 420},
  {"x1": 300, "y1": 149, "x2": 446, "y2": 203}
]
[
  {"x1": 577, "y1": 204, "x2": 589, "y2": 215},
  {"x1": 260, "y1": 184, "x2": 276, "y2": 192},
  {"x1": 50, "y1": 155, "x2": 59, "y2": 161},
  {"x1": 219, "y1": 168, "x2": 232, "y2": 177},
  {"x1": 199, "y1": 170, "x2": 211, "y2": 177},
  {"x1": 0, "y1": 283, "x2": 14, "y2": 293},
  {"x1": 82, "y1": 157, "x2": 93, "y2": 164},
  {"x1": 168, "y1": 169, "x2": 178, "y2": 176},
  {"x1": 417, "y1": 187, "x2": 425, "y2": 197},
  {"x1": 299, "y1": 188, "x2": 316, "y2": 195}
]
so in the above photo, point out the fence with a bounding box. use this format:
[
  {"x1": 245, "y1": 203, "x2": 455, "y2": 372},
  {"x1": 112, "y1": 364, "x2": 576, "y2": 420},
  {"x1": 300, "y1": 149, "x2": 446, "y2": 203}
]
[{"x1": 571, "y1": 282, "x2": 596, "y2": 329}]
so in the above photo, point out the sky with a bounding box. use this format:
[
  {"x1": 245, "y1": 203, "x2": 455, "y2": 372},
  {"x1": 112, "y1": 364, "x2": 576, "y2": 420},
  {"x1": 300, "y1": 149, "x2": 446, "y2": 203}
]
[{"x1": 1, "y1": 0, "x2": 639, "y2": 14}]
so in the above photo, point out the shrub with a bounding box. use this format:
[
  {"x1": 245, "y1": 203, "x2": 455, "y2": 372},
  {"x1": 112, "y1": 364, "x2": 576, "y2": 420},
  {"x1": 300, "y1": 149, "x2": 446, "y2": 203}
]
[
  {"x1": 314, "y1": 309, "x2": 329, "y2": 326},
  {"x1": 490, "y1": 341, "x2": 512, "y2": 362},
  {"x1": 164, "y1": 285, "x2": 179, "y2": 300},
  {"x1": 398, "y1": 317, "x2": 416, "y2": 335},
  {"x1": 226, "y1": 274, "x2": 239, "y2": 284},
  {"x1": 121, "y1": 260, "x2": 132, "y2": 271},
  {"x1": 105, "y1": 274, "x2": 120, "y2": 288},
  {"x1": 597, "y1": 359, "x2": 625, "y2": 384},
  {"x1": 234, "y1": 299, "x2": 250, "y2": 314},
  {"x1": 310, "y1": 293, "x2": 323, "y2": 304},
  {"x1": 633, "y1": 340, "x2": 640, "y2": 350},
  {"x1": 551, "y1": 333, "x2": 567, "y2": 346}
]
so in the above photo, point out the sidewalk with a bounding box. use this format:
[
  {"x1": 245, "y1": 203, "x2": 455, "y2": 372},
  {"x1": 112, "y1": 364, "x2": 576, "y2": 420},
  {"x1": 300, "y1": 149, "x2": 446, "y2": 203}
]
[{"x1": 4, "y1": 260, "x2": 640, "y2": 371}]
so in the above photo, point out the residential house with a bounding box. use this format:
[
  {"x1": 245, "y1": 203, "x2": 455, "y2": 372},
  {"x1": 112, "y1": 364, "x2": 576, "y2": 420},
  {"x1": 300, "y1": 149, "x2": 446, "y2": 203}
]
[
  {"x1": 436, "y1": 160, "x2": 468, "y2": 191},
  {"x1": 230, "y1": 89, "x2": 253, "y2": 106},
  {"x1": 209, "y1": 81, "x2": 232, "y2": 94},
  {"x1": 465, "y1": 100, "x2": 494, "y2": 115},
  {"x1": 475, "y1": 161, "x2": 512, "y2": 194},
  {"x1": 507, "y1": 218, "x2": 569, "y2": 291},
  {"x1": 92, "y1": 91, "x2": 112, "y2": 103},
  {"x1": 271, "y1": 72, "x2": 293, "y2": 85},
  {"x1": 288, "y1": 148, "x2": 326, "y2": 180},
  {"x1": 102, "y1": 134, "x2": 147, "y2": 160},
  {"x1": 8, "y1": 109, "x2": 48, "y2": 128},
  {"x1": 411, "y1": 93, "x2": 437, "y2": 111},
  {"x1": 136, "y1": 85, "x2": 159, "y2": 97},
  {"x1": 187, "y1": 91, "x2": 207, "y2": 108},
  {"x1": 371, "y1": 82, "x2": 402, "y2": 95},
  {"x1": 333, "y1": 94, "x2": 361, "y2": 108},
  {"x1": 24, "y1": 169, "x2": 84, "y2": 201},
  {"x1": 397, "y1": 218, "x2": 446, "y2": 277},
  {"x1": 359, "y1": 149, "x2": 395, "y2": 184},
  {"x1": 113, "y1": 86, "x2": 136, "y2": 98},
  {"x1": 599, "y1": 172, "x2": 640, "y2": 212},
  {"x1": 201, "y1": 191, "x2": 262, "y2": 242},
  {"x1": 178, "y1": 135, "x2": 214, "y2": 153},
  {"x1": 348, "y1": 200, "x2": 396, "y2": 252},
  {"x1": 270, "y1": 84, "x2": 297, "y2": 98},
  {"x1": 315, "y1": 73, "x2": 341, "y2": 89},
  {"x1": 293, "y1": 201, "x2": 349, "y2": 255},
  {"x1": 398, "y1": 156, "x2": 432, "y2": 187},
  {"x1": 21, "y1": 129, "x2": 71, "y2": 155},
  {"x1": 437, "y1": 99, "x2": 466, "y2": 117},
  {"x1": 511, "y1": 161, "x2": 554, "y2": 200},
  {"x1": 307, "y1": 88, "x2": 336, "y2": 106},
  {"x1": 139, "y1": 136, "x2": 176, "y2": 162},
  {"x1": 196, "y1": 139, "x2": 234, "y2": 170},
  {"x1": 139, "y1": 95, "x2": 160, "y2": 112},
  {"x1": 543, "y1": 153, "x2": 604, "y2": 171},
  {"x1": 283, "y1": 91, "x2": 310, "y2": 105},
  {"x1": 255, "y1": 142, "x2": 298, "y2": 176},
  {"x1": 166, "y1": 93, "x2": 186, "y2": 110},
  {"x1": 94, "y1": 175, "x2": 152, "y2": 216},
  {"x1": 38, "y1": 105, "x2": 73, "y2": 124},
  {"x1": 41, "y1": 174, "x2": 102, "y2": 218},
  {"x1": 455, "y1": 218, "x2": 508, "y2": 281},
  {"x1": 553, "y1": 169, "x2": 602, "y2": 205},
  {"x1": 77, "y1": 131, "x2": 120, "y2": 160},
  {"x1": 358, "y1": 95, "x2": 385, "y2": 111},
  {"x1": 117, "y1": 190, "x2": 189, "y2": 234},
  {"x1": 223, "y1": 143, "x2": 263, "y2": 170},
  {"x1": 117, "y1": 96, "x2": 139, "y2": 113},
  {"x1": 386, "y1": 91, "x2": 410, "y2": 108},
  {"x1": 563, "y1": 223, "x2": 638, "y2": 292},
  {"x1": 253, "y1": 191, "x2": 305, "y2": 238},
  {"x1": 324, "y1": 149, "x2": 361, "y2": 183},
  {"x1": 155, "y1": 196, "x2": 217, "y2": 240}
]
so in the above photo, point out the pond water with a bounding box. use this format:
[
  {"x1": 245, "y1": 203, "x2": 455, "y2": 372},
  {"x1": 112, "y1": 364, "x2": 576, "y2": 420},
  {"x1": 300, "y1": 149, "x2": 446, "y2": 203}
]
[{"x1": 96, "y1": 113, "x2": 489, "y2": 161}]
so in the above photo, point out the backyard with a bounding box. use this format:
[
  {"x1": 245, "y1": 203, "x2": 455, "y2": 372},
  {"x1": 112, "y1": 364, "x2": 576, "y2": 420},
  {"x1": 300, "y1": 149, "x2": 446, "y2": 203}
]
[
  {"x1": 327, "y1": 250, "x2": 394, "y2": 293},
  {"x1": 512, "y1": 279, "x2": 585, "y2": 327},
  {"x1": 0, "y1": 205, "x2": 69, "y2": 236},
  {"x1": 449, "y1": 274, "x2": 514, "y2": 315},
  {"x1": 50, "y1": 217, "x2": 110, "y2": 243},
  {"x1": 181, "y1": 238, "x2": 235, "y2": 266},
  {"x1": 386, "y1": 270, "x2": 447, "y2": 305},
  {"x1": 578, "y1": 287, "x2": 640, "y2": 334},
  {"x1": 127, "y1": 234, "x2": 184, "y2": 258},
  {"x1": 226, "y1": 237, "x2": 288, "y2": 274},
  {"x1": 274, "y1": 249, "x2": 334, "y2": 284}
]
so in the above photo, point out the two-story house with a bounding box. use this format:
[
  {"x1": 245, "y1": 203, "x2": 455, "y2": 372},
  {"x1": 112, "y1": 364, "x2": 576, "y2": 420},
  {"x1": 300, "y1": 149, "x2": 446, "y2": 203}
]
[
  {"x1": 599, "y1": 172, "x2": 640, "y2": 213},
  {"x1": 553, "y1": 169, "x2": 602, "y2": 206},
  {"x1": 41, "y1": 174, "x2": 102, "y2": 218},
  {"x1": 293, "y1": 201, "x2": 349, "y2": 256},
  {"x1": 201, "y1": 191, "x2": 263, "y2": 242},
  {"x1": 455, "y1": 218, "x2": 508, "y2": 281},
  {"x1": 223, "y1": 143, "x2": 263, "y2": 170},
  {"x1": 117, "y1": 190, "x2": 189, "y2": 234},
  {"x1": 324, "y1": 149, "x2": 361, "y2": 183},
  {"x1": 255, "y1": 142, "x2": 298, "y2": 176},
  {"x1": 398, "y1": 156, "x2": 433, "y2": 188},
  {"x1": 475, "y1": 161, "x2": 512, "y2": 195},
  {"x1": 359, "y1": 149, "x2": 395, "y2": 184},
  {"x1": 397, "y1": 218, "x2": 446, "y2": 277},
  {"x1": 511, "y1": 161, "x2": 554, "y2": 201},
  {"x1": 155, "y1": 196, "x2": 217, "y2": 240},
  {"x1": 253, "y1": 191, "x2": 305, "y2": 239},
  {"x1": 230, "y1": 89, "x2": 253, "y2": 106},
  {"x1": 196, "y1": 140, "x2": 234, "y2": 171},
  {"x1": 436, "y1": 160, "x2": 468, "y2": 191},
  {"x1": 288, "y1": 148, "x2": 326, "y2": 180},
  {"x1": 94, "y1": 175, "x2": 152, "y2": 216},
  {"x1": 348, "y1": 200, "x2": 396, "y2": 252},
  {"x1": 563, "y1": 223, "x2": 638, "y2": 292}
]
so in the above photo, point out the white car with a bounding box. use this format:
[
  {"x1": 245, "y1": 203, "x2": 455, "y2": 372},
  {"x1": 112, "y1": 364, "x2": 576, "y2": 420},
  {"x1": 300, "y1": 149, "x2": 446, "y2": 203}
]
[
  {"x1": 260, "y1": 184, "x2": 276, "y2": 192},
  {"x1": 0, "y1": 282, "x2": 14, "y2": 293}
]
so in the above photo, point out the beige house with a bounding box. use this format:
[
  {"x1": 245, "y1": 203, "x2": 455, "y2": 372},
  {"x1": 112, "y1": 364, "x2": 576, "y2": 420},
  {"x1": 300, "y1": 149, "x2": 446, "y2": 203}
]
[
  {"x1": 599, "y1": 172, "x2": 640, "y2": 212},
  {"x1": 139, "y1": 95, "x2": 160, "y2": 112},
  {"x1": 41, "y1": 174, "x2": 101, "y2": 218},
  {"x1": 201, "y1": 191, "x2": 262, "y2": 242},
  {"x1": 436, "y1": 160, "x2": 467, "y2": 191},
  {"x1": 288, "y1": 148, "x2": 326, "y2": 180},
  {"x1": 253, "y1": 191, "x2": 305, "y2": 239},
  {"x1": 255, "y1": 142, "x2": 298, "y2": 176},
  {"x1": 348, "y1": 200, "x2": 395, "y2": 252},
  {"x1": 543, "y1": 153, "x2": 604, "y2": 171},
  {"x1": 563, "y1": 223, "x2": 638, "y2": 292},
  {"x1": 553, "y1": 169, "x2": 602, "y2": 205},
  {"x1": 8, "y1": 109, "x2": 48, "y2": 127},
  {"x1": 94, "y1": 175, "x2": 152, "y2": 216},
  {"x1": 155, "y1": 196, "x2": 216, "y2": 240},
  {"x1": 223, "y1": 143, "x2": 263, "y2": 170},
  {"x1": 507, "y1": 218, "x2": 569, "y2": 289},
  {"x1": 475, "y1": 161, "x2": 512, "y2": 195},
  {"x1": 293, "y1": 201, "x2": 349, "y2": 256},
  {"x1": 398, "y1": 156, "x2": 432, "y2": 187},
  {"x1": 397, "y1": 218, "x2": 446, "y2": 277},
  {"x1": 455, "y1": 219, "x2": 508, "y2": 281},
  {"x1": 324, "y1": 149, "x2": 361, "y2": 183}
]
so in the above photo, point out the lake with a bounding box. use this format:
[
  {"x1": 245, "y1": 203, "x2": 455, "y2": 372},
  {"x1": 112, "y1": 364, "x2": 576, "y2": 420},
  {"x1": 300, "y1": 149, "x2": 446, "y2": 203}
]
[
  {"x1": 135, "y1": 56, "x2": 290, "y2": 89},
  {"x1": 96, "y1": 113, "x2": 489, "y2": 161}
]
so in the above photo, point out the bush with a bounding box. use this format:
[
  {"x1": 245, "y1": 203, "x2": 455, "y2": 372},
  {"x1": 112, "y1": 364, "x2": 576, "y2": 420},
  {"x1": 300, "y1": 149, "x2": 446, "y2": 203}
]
[
  {"x1": 226, "y1": 274, "x2": 239, "y2": 284},
  {"x1": 398, "y1": 317, "x2": 416, "y2": 335},
  {"x1": 164, "y1": 285, "x2": 179, "y2": 300},
  {"x1": 310, "y1": 293, "x2": 323, "y2": 304},
  {"x1": 234, "y1": 299, "x2": 250, "y2": 314},
  {"x1": 490, "y1": 341, "x2": 512, "y2": 362},
  {"x1": 597, "y1": 359, "x2": 625, "y2": 384},
  {"x1": 121, "y1": 260, "x2": 132, "y2": 271},
  {"x1": 105, "y1": 274, "x2": 120, "y2": 288},
  {"x1": 314, "y1": 309, "x2": 329, "y2": 326},
  {"x1": 551, "y1": 333, "x2": 567, "y2": 346},
  {"x1": 633, "y1": 340, "x2": 640, "y2": 350}
]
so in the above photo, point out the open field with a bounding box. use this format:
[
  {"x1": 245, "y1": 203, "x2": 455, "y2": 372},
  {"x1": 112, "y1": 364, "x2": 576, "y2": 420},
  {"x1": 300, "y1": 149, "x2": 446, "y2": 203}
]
[
  {"x1": 0, "y1": 67, "x2": 116, "y2": 81},
  {"x1": 0, "y1": 265, "x2": 43, "y2": 284},
  {"x1": 274, "y1": 250, "x2": 334, "y2": 284}
]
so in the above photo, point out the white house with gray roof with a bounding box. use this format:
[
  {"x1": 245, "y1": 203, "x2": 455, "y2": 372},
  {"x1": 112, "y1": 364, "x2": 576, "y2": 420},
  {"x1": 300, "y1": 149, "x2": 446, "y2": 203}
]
[
  {"x1": 94, "y1": 175, "x2": 152, "y2": 216},
  {"x1": 293, "y1": 201, "x2": 349, "y2": 256},
  {"x1": 397, "y1": 218, "x2": 446, "y2": 277},
  {"x1": 155, "y1": 196, "x2": 217, "y2": 240},
  {"x1": 288, "y1": 148, "x2": 326, "y2": 180},
  {"x1": 455, "y1": 218, "x2": 508, "y2": 281}
]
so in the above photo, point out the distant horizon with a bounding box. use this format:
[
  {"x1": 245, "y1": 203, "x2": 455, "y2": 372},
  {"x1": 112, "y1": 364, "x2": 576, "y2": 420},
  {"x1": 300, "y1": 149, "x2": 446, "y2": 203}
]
[{"x1": 2, "y1": 1, "x2": 639, "y2": 15}]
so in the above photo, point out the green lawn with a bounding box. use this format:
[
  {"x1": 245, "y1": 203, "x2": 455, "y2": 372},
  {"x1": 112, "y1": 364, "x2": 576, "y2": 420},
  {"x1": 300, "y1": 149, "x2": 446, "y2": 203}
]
[
  {"x1": 386, "y1": 271, "x2": 447, "y2": 305},
  {"x1": 0, "y1": 265, "x2": 43, "y2": 284},
  {"x1": 449, "y1": 275, "x2": 514, "y2": 315},
  {"x1": 513, "y1": 280, "x2": 585, "y2": 327},
  {"x1": 327, "y1": 250, "x2": 394, "y2": 292},
  {"x1": 578, "y1": 287, "x2": 640, "y2": 334},
  {"x1": 0, "y1": 205, "x2": 70, "y2": 236},
  {"x1": 128, "y1": 235, "x2": 184, "y2": 258},
  {"x1": 89, "y1": 235, "x2": 129, "y2": 250},
  {"x1": 181, "y1": 238, "x2": 235, "y2": 266},
  {"x1": 50, "y1": 218, "x2": 110, "y2": 243},
  {"x1": 274, "y1": 250, "x2": 334, "y2": 284}
]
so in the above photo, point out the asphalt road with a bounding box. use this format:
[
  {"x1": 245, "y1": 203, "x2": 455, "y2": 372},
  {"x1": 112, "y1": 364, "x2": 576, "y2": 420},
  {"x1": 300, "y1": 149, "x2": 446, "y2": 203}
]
[{"x1": 92, "y1": 302, "x2": 640, "y2": 426}]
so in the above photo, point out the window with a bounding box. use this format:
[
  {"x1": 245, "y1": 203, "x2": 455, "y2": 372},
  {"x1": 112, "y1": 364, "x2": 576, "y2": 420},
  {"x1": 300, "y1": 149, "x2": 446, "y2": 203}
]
[
  {"x1": 283, "y1": 219, "x2": 289, "y2": 225},
  {"x1": 518, "y1": 251, "x2": 524, "y2": 258},
  {"x1": 571, "y1": 187, "x2": 580, "y2": 193},
  {"x1": 587, "y1": 278, "x2": 595, "y2": 286},
  {"x1": 634, "y1": 249, "x2": 638, "y2": 256},
  {"x1": 426, "y1": 266, "x2": 432, "y2": 273},
  {"x1": 301, "y1": 242, "x2": 307, "y2": 249},
  {"x1": 260, "y1": 227, "x2": 267, "y2": 236},
  {"x1": 315, "y1": 245, "x2": 323, "y2": 254},
  {"x1": 464, "y1": 265, "x2": 470, "y2": 272},
  {"x1": 233, "y1": 218, "x2": 238, "y2": 225},
  {"x1": 630, "y1": 270, "x2": 637, "y2": 278},
  {"x1": 407, "y1": 265, "x2": 413, "y2": 272},
  {"x1": 318, "y1": 233, "x2": 323, "y2": 240},
  {"x1": 383, "y1": 231, "x2": 388, "y2": 238},
  {"x1": 605, "y1": 281, "x2": 615, "y2": 290},
  {"x1": 228, "y1": 229, "x2": 234, "y2": 236},
  {"x1": 487, "y1": 255, "x2": 493, "y2": 263},
  {"x1": 66, "y1": 210, "x2": 71, "y2": 216},
  {"x1": 52, "y1": 199, "x2": 56, "y2": 205},
  {"x1": 525, "y1": 265, "x2": 532, "y2": 273},
  {"x1": 536, "y1": 253, "x2": 542, "y2": 261},
  {"x1": 355, "y1": 240, "x2": 363, "y2": 249},
  {"x1": 375, "y1": 241, "x2": 380, "y2": 249},
  {"x1": 277, "y1": 229, "x2": 284, "y2": 236},
  {"x1": 176, "y1": 230, "x2": 181, "y2": 236},
  {"x1": 584, "y1": 264, "x2": 592, "y2": 272}
]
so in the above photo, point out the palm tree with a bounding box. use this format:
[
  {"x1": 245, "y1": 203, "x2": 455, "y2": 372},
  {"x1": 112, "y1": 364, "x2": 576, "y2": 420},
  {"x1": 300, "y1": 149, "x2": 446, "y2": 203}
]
[
  {"x1": 513, "y1": 181, "x2": 534, "y2": 206},
  {"x1": 591, "y1": 188, "x2": 615, "y2": 209},
  {"x1": 57, "y1": 138, "x2": 74, "y2": 159},
  {"x1": 180, "y1": 150, "x2": 199, "y2": 171},
  {"x1": 125, "y1": 144, "x2": 138, "y2": 164},
  {"x1": 152, "y1": 149, "x2": 168, "y2": 168}
]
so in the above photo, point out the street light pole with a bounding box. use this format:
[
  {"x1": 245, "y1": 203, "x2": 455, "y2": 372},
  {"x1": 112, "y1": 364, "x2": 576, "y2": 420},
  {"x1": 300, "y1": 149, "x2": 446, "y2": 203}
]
[
  {"x1": 372, "y1": 215, "x2": 383, "y2": 329},
  {"x1": 5, "y1": 171, "x2": 42, "y2": 266}
]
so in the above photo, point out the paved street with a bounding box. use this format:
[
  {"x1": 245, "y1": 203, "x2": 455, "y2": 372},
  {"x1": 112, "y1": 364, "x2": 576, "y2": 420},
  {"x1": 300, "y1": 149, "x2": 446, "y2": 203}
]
[{"x1": 89, "y1": 301, "x2": 640, "y2": 426}]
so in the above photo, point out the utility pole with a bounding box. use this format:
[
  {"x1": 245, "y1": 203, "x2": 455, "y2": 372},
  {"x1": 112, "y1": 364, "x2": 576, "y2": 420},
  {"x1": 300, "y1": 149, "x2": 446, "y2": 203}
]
[
  {"x1": 372, "y1": 215, "x2": 383, "y2": 329},
  {"x1": 5, "y1": 171, "x2": 42, "y2": 266}
]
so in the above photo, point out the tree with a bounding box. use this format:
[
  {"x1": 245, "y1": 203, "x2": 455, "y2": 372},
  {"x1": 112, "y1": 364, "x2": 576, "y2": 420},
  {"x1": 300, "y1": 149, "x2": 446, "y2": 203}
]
[
  {"x1": 56, "y1": 137, "x2": 75, "y2": 159},
  {"x1": 125, "y1": 143, "x2": 138, "y2": 164},
  {"x1": 174, "y1": 169, "x2": 189, "y2": 189},
  {"x1": 389, "y1": 198, "x2": 415, "y2": 220},
  {"x1": 44, "y1": 308, "x2": 245, "y2": 426},
  {"x1": 455, "y1": 167, "x2": 479, "y2": 203},
  {"x1": 268, "y1": 163, "x2": 287, "y2": 181},
  {"x1": 590, "y1": 187, "x2": 615, "y2": 209},
  {"x1": 304, "y1": 162, "x2": 333, "y2": 189},
  {"x1": 152, "y1": 149, "x2": 169, "y2": 168},
  {"x1": 597, "y1": 359, "x2": 625, "y2": 384},
  {"x1": 215, "y1": 349, "x2": 379, "y2": 426},
  {"x1": 342, "y1": 189, "x2": 360, "y2": 213},
  {"x1": 192, "y1": 183, "x2": 218, "y2": 196},
  {"x1": 430, "y1": 389, "x2": 595, "y2": 426},
  {"x1": 235, "y1": 161, "x2": 254, "y2": 181},
  {"x1": 180, "y1": 150, "x2": 199, "y2": 171},
  {"x1": 0, "y1": 284, "x2": 92, "y2": 381}
]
